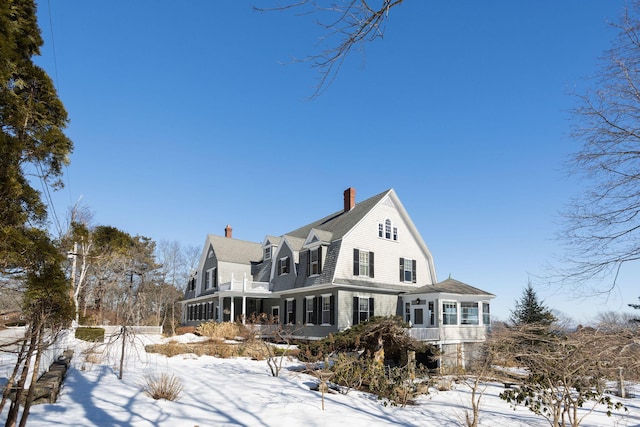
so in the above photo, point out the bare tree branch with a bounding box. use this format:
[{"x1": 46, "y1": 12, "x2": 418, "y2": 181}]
[{"x1": 254, "y1": 0, "x2": 404, "y2": 98}]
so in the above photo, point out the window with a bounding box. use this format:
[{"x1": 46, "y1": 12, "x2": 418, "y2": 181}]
[
  {"x1": 428, "y1": 301, "x2": 435, "y2": 325},
  {"x1": 399, "y1": 258, "x2": 416, "y2": 283},
  {"x1": 285, "y1": 299, "x2": 296, "y2": 324},
  {"x1": 321, "y1": 295, "x2": 332, "y2": 324},
  {"x1": 271, "y1": 306, "x2": 280, "y2": 324},
  {"x1": 405, "y1": 302, "x2": 411, "y2": 323},
  {"x1": 278, "y1": 257, "x2": 290, "y2": 275},
  {"x1": 378, "y1": 219, "x2": 398, "y2": 241},
  {"x1": 306, "y1": 297, "x2": 315, "y2": 324},
  {"x1": 353, "y1": 249, "x2": 374, "y2": 277},
  {"x1": 264, "y1": 246, "x2": 271, "y2": 261},
  {"x1": 307, "y1": 247, "x2": 322, "y2": 276},
  {"x1": 204, "y1": 268, "x2": 216, "y2": 290},
  {"x1": 461, "y1": 302, "x2": 479, "y2": 325},
  {"x1": 207, "y1": 249, "x2": 214, "y2": 258},
  {"x1": 352, "y1": 297, "x2": 374, "y2": 325},
  {"x1": 360, "y1": 251, "x2": 369, "y2": 276},
  {"x1": 414, "y1": 308, "x2": 424, "y2": 325},
  {"x1": 483, "y1": 303, "x2": 490, "y2": 325},
  {"x1": 442, "y1": 302, "x2": 457, "y2": 325}
]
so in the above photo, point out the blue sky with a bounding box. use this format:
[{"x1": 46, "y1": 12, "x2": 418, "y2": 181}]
[{"x1": 34, "y1": 1, "x2": 637, "y2": 323}]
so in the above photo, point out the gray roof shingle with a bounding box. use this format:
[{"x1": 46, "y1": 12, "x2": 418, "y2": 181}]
[
  {"x1": 406, "y1": 277, "x2": 495, "y2": 297},
  {"x1": 207, "y1": 235, "x2": 263, "y2": 264}
]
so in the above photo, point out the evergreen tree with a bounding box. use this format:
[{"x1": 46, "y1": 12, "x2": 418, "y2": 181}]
[
  {"x1": 510, "y1": 282, "x2": 555, "y2": 326},
  {"x1": 0, "y1": 0, "x2": 73, "y2": 273}
]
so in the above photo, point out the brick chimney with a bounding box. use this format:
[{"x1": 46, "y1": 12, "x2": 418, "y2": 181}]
[
  {"x1": 224, "y1": 224, "x2": 232, "y2": 238},
  {"x1": 343, "y1": 187, "x2": 356, "y2": 212}
]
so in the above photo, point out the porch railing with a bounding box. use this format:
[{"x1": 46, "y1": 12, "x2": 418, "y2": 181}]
[
  {"x1": 405, "y1": 327, "x2": 440, "y2": 341},
  {"x1": 218, "y1": 273, "x2": 271, "y2": 292}
]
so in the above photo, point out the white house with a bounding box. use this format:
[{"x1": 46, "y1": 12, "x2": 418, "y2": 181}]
[{"x1": 181, "y1": 188, "x2": 495, "y2": 369}]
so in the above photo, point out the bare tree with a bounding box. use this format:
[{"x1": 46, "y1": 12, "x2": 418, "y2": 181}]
[
  {"x1": 254, "y1": 0, "x2": 404, "y2": 97},
  {"x1": 489, "y1": 324, "x2": 634, "y2": 427},
  {"x1": 561, "y1": 2, "x2": 640, "y2": 292}
]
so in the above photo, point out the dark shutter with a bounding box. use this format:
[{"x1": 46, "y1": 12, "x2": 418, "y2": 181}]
[
  {"x1": 306, "y1": 250, "x2": 310, "y2": 277},
  {"x1": 277, "y1": 260, "x2": 282, "y2": 275},
  {"x1": 412, "y1": 260, "x2": 417, "y2": 283},
  {"x1": 317, "y1": 246, "x2": 323, "y2": 272},
  {"x1": 353, "y1": 249, "x2": 360, "y2": 275},
  {"x1": 330, "y1": 295, "x2": 335, "y2": 325},
  {"x1": 213, "y1": 269, "x2": 218, "y2": 288},
  {"x1": 399, "y1": 258, "x2": 404, "y2": 281},
  {"x1": 292, "y1": 299, "x2": 297, "y2": 324},
  {"x1": 353, "y1": 296, "x2": 359, "y2": 325},
  {"x1": 369, "y1": 297, "x2": 375, "y2": 318},
  {"x1": 369, "y1": 251, "x2": 375, "y2": 278},
  {"x1": 286, "y1": 257, "x2": 290, "y2": 273},
  {"x1": 283, "y1": 301, "x2": 287, "y2": 323},
  {"x1": 316, "y1": 296, "x2": 322, "y2": 324}
]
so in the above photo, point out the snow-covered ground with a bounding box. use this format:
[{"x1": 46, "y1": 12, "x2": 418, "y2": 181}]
[{"x1": 0, "y1": 331, "x2": 638, "y2": 426}]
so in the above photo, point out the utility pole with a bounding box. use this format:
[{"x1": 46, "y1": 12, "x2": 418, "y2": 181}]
[{"x1": 67, "y1": 242, "x2": 78, "y2": 325}]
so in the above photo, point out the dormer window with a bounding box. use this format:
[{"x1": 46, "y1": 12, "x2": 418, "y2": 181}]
[
  {"x1": 378, "y1": 219, "x2": 398, "y2": 241},
  {"x1": 264, "y1": 246, "x2": 271, "y2": 261},
  {"x1": 307, "y1": 246, "x2": 322, "y2": 276},
  {"x1": 278, "y1": 257, "x2": 290, "y2": 275}
]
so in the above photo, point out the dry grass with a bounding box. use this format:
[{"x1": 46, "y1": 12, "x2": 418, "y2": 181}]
[
  {"x1": 142, "y1": 373, "x2": 183, "y2": 401},
  {"x1": 195, "y1": 322, "x2": 251, "y2": 340},
  {"x1": 145, "y1": 338, "x2": 274, "y2": 360}
]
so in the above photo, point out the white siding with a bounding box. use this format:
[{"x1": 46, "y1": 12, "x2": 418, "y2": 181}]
[
  {"x1": 336, "y1": 198, "x2": 435, "y2": 286},
  {"x1": 218, "y1": 261, "x2": 252, "y2": 284},
  {"x1": 337, "y1": 290, "x2": 399, "y2": 330}
]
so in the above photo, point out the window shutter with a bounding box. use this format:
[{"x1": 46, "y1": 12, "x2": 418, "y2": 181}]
[
  {"x1": 399, "y1": 258, "x2": 404, "y2": 281},
  {"x1": 277, "y1": 260, "x2": 282, "y2": 275},
  {"x1": 353, "y1": 249, "x2": 360, "y2": 275},
  {"x1": 412, "y1": 260, "x2": 417, "y2": 283},
  {"x1": 369, "y1": 297, "x2": 375, "y2": 318},
  {"x1": 353, "y1": 296, "x2": 359, "y2": 325},
  {"x1": 292, "y1": 299, "x2": 297, "y2": 324},
  {"x1": 213, "y1": 269, "x2": 218, "y2": 288},
  {"x1": 283, "y1": 301, "x2": 287, "y2": 323},
  {"x1": 316, "y1": 296, "x2": 322, "y2": 324},
  {"x1": 317, "y1": 246, "x2": 323, "y2": 272},
  {"x1": 369, "y1": 251, "x2": 375, "y2": 278},
  {"x1": 330, "y1": 295, "x2": 335, "y2": 325},
  {"x1": 306, "y1": 250, "x2": 310, "y2": 277},
  {"x1": 286, "y1": 257, "x2": 290, "y2": 273}
]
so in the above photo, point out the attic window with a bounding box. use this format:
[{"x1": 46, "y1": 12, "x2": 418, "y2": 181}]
[
  {"x1": 264, "y1": 246, "x2": 271, "y2": 261},
  {"x1": 208, "y1": 249, "x2": 214, "y2": 258},
  {"x1": 378, "y1": 219, "x2": 398, "y2": 241}
]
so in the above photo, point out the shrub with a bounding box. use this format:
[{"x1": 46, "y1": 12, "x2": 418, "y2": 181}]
[
  {"x1": 195, "y1": 322, "x2": 248, "y2": 340},
  {"x1": 75, "y1": 327, "x2": 105, "y2": 342},
  {"x1": 142, "y1": 373, "x2": 183, "y2": 401}
]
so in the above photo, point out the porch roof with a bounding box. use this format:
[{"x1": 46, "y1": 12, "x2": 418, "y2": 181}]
[{"x1": 406, "y1": 277, "x2": 495, "y2": 297}]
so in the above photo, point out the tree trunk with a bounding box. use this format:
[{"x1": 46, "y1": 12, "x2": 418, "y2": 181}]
[
  {"x1": 18, "y1": 326, "x2": 44, "y2": 427},
  {"x1": 5, "y1": 324, "x2": 38, "y2": 427},
  {"x1": 118, "y1": 326, "x2": 126, "y2": 380}
]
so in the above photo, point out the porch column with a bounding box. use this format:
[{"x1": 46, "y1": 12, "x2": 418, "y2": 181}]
[
  {"x1": 242, "y1": 296, "x2": 247, "y2": 324},
  {"x1": 230, "y1": 297, "x2": 235, "y2": 323}
]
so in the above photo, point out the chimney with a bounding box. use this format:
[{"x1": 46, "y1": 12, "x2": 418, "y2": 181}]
[
  {"x1": 224, "y1": 224, "x2": 232, "y2": 238},
  {"x1": 343, "y1": 187, "x2": 356, "y2": 212}
]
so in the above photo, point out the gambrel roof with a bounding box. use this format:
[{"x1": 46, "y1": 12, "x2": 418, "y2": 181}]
[{"x1": 286, "y1": 189, "x2": 390, "y2": 240}]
